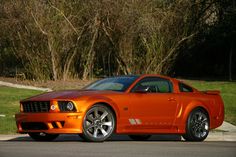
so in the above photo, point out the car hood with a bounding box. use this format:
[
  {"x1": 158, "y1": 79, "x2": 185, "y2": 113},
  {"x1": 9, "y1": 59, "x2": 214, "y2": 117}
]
[{"x1": 21, "y1": 90, "x2": 122, "y2": 102}]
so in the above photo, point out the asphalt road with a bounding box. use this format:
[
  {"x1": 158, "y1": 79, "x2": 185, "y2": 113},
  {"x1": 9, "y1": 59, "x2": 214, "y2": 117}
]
[{"x1": 0, "y1": 135, "x2": 235, "y2": 157}]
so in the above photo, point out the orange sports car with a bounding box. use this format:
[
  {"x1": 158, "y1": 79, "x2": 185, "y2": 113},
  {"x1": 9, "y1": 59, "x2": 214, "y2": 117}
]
[{"x1": 15, "y1": 74, "x2": 224, "y2": 142}]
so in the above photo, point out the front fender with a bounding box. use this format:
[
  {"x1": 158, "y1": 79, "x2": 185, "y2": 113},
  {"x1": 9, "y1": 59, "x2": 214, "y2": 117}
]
[{"x1": 79, "y1": 95, "x2": 120, "y2": 119}]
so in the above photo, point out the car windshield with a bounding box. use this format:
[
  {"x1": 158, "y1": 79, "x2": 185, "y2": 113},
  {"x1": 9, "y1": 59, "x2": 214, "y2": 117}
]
[{"x1": 84, "y1": 76, "x2": 139, "y2": 92}]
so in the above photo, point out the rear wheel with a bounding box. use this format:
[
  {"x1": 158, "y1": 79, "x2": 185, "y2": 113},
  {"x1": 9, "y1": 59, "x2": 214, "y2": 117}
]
[
  {"x1": 183, "y1": 108, "x2": 209, "y2": 141},
  {"x1": 28, "y1": 132, "x2": 59, "y2": 141},
  {"x1": 82, "y1": 104, "x2": 116, "y2": 142},
  {"x1": 129, "y1": 135, "x2": 151, "y2": 141}
]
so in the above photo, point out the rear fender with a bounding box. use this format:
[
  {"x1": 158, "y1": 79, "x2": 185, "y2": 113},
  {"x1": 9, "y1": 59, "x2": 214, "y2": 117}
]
[{"x1": 180, "y1": 101, "x2": 210, "y2": 131}]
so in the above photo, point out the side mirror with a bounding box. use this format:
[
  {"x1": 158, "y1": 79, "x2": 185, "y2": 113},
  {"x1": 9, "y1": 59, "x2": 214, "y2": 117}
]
[{"x1": 133, "y1": 86, "x2": 150, "y2": 93}]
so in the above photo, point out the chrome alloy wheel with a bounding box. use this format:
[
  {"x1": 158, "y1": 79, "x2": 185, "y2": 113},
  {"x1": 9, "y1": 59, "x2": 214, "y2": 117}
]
[
  {"x1": 190, "y1": 111, "x2": 209, "y2": 138},
  {"x1": 183, "y1": 108, "x2": 210, "y2": 141},
  {"x1": 82, "y1": 105, "x2": 115, "y2": 142}
]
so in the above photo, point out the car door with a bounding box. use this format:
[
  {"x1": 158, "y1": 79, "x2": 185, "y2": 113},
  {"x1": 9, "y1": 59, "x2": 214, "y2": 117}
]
[{"x1": 128, "y1": 77, "x2": 178, "y2": 129}]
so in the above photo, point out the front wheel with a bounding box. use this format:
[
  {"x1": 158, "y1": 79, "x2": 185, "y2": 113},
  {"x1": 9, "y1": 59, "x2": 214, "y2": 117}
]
[
  {"x1": 183, "y1": 108, "x2": 209, "y2": 141},
  {"x1": 28, "y1": 132, "x2": 59, "y2": 141},
  {"x1": 82, "y1": 104, "x2": 116, "y2": 142}
]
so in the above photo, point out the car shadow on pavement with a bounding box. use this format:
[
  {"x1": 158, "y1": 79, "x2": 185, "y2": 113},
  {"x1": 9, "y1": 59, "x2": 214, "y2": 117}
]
[{"x1": 7, "y1": 134, "x2": 182, "y2": 142}]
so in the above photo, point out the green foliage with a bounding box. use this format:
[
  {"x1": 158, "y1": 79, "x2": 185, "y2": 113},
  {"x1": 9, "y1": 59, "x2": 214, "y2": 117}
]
[
  {"x1": 186, "y1": 80, "x2": 236, "y2": 125},
  {"x1": 0, "y1": 86, "x2": 43, "y2": 134}
]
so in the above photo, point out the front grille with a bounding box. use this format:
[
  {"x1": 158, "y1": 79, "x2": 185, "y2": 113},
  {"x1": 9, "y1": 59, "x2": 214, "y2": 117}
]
[
  {"x1": 22, "y1": 101, "x2": 50, "y2": 112},
  {"x1": 21, "y1": 122, "x2": 48, "y2": 130}
]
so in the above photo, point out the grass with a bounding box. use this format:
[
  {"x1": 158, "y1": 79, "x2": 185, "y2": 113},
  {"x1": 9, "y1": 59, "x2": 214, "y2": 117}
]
[
  {"x1": 0, "y1": 80, "x2": 235, "y2": 134},
  {"x1": 0, "y1": 86, "x2": 42, "y2": 134},
  {"x1": 185, "y1": 80, "x2": 236, "y2": 125}
]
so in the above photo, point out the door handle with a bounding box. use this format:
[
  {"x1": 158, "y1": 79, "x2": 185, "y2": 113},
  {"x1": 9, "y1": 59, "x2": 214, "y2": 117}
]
[{"x1": 168, "y1": 97, "x2": 176, "y2": 101}]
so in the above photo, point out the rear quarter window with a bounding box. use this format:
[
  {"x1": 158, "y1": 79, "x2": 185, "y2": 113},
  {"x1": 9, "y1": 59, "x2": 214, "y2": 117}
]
[{"x1": 179, "y1": 83, "x2": 193, "y2": 92}]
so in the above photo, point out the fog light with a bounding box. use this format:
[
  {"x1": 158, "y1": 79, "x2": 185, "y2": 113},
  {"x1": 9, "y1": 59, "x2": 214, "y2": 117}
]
[
  {"x1": 51, "y1": 105, "x2": 56, "y2": 110},
  {"x1": 66, "y1": 102, "x2": 74, "y2": 111},
  {"x1": 20, "y1": 103, "x2": 23, "y2": 112}
]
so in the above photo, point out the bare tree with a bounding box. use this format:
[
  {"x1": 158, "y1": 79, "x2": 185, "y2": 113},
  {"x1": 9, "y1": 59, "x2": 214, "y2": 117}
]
[{"x1": 1, "y1": 0, "x2": 228, "y2": 80}]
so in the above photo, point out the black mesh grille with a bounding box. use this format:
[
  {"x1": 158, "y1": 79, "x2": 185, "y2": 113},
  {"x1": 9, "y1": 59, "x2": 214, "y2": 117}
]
[
  {"x1": 22, "y1": 101, "x2": 50, "y2": 112},
  {"x1": 21, "y1": 122, "x2": 48, "y2": 130}
]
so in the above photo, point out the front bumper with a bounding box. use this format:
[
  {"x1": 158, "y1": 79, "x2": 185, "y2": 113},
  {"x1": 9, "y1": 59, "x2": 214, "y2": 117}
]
[{"x1": 15, "y1": 112, "x2": 83, "y2": 134}]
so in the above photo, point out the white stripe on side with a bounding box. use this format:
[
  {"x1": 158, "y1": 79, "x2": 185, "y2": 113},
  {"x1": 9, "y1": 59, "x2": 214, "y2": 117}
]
[
  {"x1": 129, "y1": 119, "x2": 136, "y2": 125},
  {"x1": 135, "y1": 119, "x2": 142, "y2": 124}
]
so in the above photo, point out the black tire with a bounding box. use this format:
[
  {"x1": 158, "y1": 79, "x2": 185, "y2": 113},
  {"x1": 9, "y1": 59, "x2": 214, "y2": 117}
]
[
  {"x1": 82, "y1": 104, "x2": 116, "y2": 142},
  {"x1": 183, "y1": 108, "x2": 209, "y2": 141},
  {"x1": 78, "y1": 134, "x2": 86, "y2": 141},
  {"x1": 129, "y1": 135, "x2": 151, "y2": 141},
  {"x1": 28, "y1": 133, "x2": 59, "y2": 141}
]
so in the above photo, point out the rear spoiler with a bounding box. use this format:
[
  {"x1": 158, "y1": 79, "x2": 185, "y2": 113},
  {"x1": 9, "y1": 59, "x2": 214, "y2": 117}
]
[{"x1": 202, "y1": 90, "x2": 220, "y2": 95}]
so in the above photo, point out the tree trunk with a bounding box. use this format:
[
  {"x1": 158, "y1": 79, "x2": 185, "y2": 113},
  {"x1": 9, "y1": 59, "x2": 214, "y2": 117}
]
[
  {"x1": 82, "y1": 14, "x2": 99, "y2": 80},
  {"x1": 62, "y1": 28, "x2": 85, "y2": 81},
  {"x1": 47, "y1": 37, "x2": 57, "y2": 81}
]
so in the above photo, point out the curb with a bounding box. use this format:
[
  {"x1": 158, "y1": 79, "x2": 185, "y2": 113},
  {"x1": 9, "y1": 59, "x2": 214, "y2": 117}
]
[
  {"x1": 0, "y1": 81, "x2": 52, "y2": 92},
  {"x1": 206, "y1": 132, "x2": 236, "y2": 141}
]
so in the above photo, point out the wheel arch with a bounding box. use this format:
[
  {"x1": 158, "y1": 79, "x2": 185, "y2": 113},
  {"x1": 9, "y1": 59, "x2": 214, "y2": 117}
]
[
  {"x1": 92, "y1": 102, "x2": 117, "y2": 121},
  {"x1": 81, "y1": 97, "x2": 120, "y2": 133},
  {"x1": 83, "y1": 96, "x2": 120, "y2": 118},
  {"x1": 182, "y1": 102, "x2": 211, "y2": 131},
  {"x1": 188, "y1": 106, "x2": 210, "y2": 124},
  {"x1": 80, "y1": 100, "x2": 118, "y2": 141}
]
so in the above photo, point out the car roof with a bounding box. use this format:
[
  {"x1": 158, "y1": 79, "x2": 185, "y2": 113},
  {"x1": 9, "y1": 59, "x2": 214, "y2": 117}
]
[
  {"x1": 101, "y1": 74, "x2": 177, "y2": 82},
  {"x1": 139, "y1": 74, "x2": 174, "y2": 80}
]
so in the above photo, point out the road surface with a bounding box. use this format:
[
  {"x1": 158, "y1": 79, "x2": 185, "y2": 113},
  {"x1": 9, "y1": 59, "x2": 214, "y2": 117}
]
[{"x1": 0, "y1": 135, "x2": 235, "y2": 157}]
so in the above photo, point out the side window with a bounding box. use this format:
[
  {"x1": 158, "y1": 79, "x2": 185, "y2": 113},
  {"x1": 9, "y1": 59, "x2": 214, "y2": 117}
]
[
  {"x1": 132, "y1": 77, "x2": 173, "y2": 93},
  {"x1": 179, "y1": 83, "x2": 193, "y2": 92}
]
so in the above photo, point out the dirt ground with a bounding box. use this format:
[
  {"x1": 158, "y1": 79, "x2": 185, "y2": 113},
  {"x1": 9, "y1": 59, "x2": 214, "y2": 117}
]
[{"x1": 0, "y1": 77, "x2": 94, "y2": 90}]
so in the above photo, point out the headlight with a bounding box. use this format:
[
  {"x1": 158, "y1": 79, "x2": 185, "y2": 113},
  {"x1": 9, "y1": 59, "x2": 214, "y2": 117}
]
[
  {"x1": 66, "y1": 102, "x2": 74, "y2": 111},
  {"x1": 58, "y1": 101, "x2": 76, "y2": 112}
]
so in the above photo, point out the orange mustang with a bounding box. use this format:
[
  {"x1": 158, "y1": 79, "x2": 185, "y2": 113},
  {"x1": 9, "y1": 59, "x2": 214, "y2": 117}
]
[{"x1": 15, "y1": 74, "x2": 224, "y2": 142}]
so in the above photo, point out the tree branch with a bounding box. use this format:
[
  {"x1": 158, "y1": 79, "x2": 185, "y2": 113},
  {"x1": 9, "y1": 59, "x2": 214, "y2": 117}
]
[
  {"x1": 156, "y1": 33, "x2": 196, "y2": 71},
  {"x1": 49, "y1": 3, "x2": 79, "y2": 35},
  {"x1": 31, "y1": 12, "x2": 48, "y2": 35}
]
